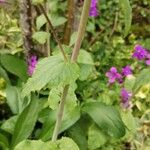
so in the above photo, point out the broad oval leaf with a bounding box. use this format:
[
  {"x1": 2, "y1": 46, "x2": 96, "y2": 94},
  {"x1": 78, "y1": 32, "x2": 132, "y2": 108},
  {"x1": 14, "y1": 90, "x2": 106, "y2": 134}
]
[
  {"x1": 22, "y1": 56, "x2": 80, "y2": 97},
  {"x1": 119, "y1": 0, "x2": 132, "y2": 37},
  {"x1": 82, "y1": 102, "x2": 126, "y2": 138}
]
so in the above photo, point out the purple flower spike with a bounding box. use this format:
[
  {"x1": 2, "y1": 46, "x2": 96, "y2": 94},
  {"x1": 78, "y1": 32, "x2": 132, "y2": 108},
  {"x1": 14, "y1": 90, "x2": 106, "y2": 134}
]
[
  {"x1": 122, "y1": 66, "x2": 132, "y2": 76},
  {"x1": 121, "y1": 88, "x2": 132, "y2": 108},
  {"x1": 89, "y1": 0, "x2": 98, "y2": 17},
  {"x1": 106, "y1": 67, "x2": 122, "y2": 84},
  {"x1": 28, "y1": 55, "x2": 38, "y2": 76},
  {"x1": 132, "y1": 44, "x2": 148, "y2": 60}
]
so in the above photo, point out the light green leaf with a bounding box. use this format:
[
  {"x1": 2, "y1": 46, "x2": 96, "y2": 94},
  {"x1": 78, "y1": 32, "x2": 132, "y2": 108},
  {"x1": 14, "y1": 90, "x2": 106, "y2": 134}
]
[
  {"x1": 32, "y1": 31, "x2": 50, "y2": 44},
  {"x1": 77, "y1": 50, "x2": 94, "y2": 81},
  {"x1": 14, "y1": 140, "x2": 56, "y2": 150},
  {"x1": 11, "y1": 96, "x2": 39, "y2": 149},
  {"x1": 82, "y1": 102, "x2": 126, "y2": 138},
  {"x1": 124, "y1": 75, "x2": 136, "y2": 91},
  {"x1": 0, "y1": 55, "x2": 28, "y2": 81},
  {"x1": 88, "y1": 124, "x2": 107, "y2": 150},
  {"x1": 36, "y1": 14, "x2": 67, "y2": 30},
  {"x1": 133, "y1": 69, "x2": 150, "y2": 93},
  {"x1": 119, "y1": 0, "x2": 132, "y2": 37},
  {"x1": 1, "y1": 116, "x2": 18, "y2": 134},
  {"x1": 6, "y1": 85, "x2": 24, "y2": 114},
  {"x1": 56, "y1": 137, "x2": 79, "y2": 150},
  {"x1": 32, "y1": 0, "x2": 44, "y2": 5},
  {"x1": 22, "y1": 56, "x2": 80, "y2": 97},
  {"x1": 69, "y1": 32, "x2": 78, "y2": 47}
]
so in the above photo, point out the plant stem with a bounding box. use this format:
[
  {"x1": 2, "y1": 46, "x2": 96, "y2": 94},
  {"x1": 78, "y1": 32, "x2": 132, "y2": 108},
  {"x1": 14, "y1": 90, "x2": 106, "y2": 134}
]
[
  {"x1": 71, "y1": 0, "x2": 91, "y2": 62},
  {"x1": 52, "y1": 0, "x2": 91, "y2": 142},
  {"x1": 63, "y1": 0, "x2": 74, "y2": 45},
  {"x1": 52, "y1": 85, "x2": 69, "y2": 141},
  {"x1": 39, "y1": 4, "x2": 68, "y2": 61}
]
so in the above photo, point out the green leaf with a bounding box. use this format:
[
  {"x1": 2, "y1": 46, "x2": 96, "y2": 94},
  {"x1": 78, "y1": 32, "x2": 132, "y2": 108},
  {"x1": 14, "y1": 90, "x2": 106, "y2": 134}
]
[
  {"x1": 0, "y1": 66, "x2": 10, "y2": 83},
  {"x1": 77, "y1": 50, "x2": 94, "y2": 81},
  {"x1": 39, "y1": 107, "x2": 80, "y2": 141},
  {"x1": 22, "y1": 56, "x2": 80, "y2": 97},
  {"x1": 56, "y1": 137, "x2": 79, "y2": 150},
  {"x1": 14, "y1": 137, "x2": 79, "y2": 150},
  {"x1": 119, "y1": 0, "x2": 132, "y2": 37},
  {"x1": 14, "y1": 140, "x2": 56, "y2": 150},
  {"x1": 32, "y1": 32, "x2": 50, "y2": 44},
  {"x1": 133, "y1": 69, "x2": 150, "y2": 93},
  {"x1": 32, "y1": 0, "x2": 44, "y2": 5},
  {"x1": 0, "y1": 55, "x2": 28, "y2": 81},
  {"x1": 88, "y1": 124, "x2": 107, "y2": 150},
  {"x1": 124, "y1": 75, "x2": 136, "y2": 91},
  {"x1": 0, "y1": 133, "x2": 9, "y2": 150},
  {"x1": 82, "y1": 102, "x2": 126, "y2": 138},
  {"x1": 36, "y1": 14, "x2": 67, "y2": 30},
  {"x1": 11, "y1": 96, "x2": 39, "y2": 149},
  {"x1": 1, "y1": 116, "x2": 18, "y2": 134},
  {"x1": 6, "y1": 85, "x2": 24, "y2": 114}
]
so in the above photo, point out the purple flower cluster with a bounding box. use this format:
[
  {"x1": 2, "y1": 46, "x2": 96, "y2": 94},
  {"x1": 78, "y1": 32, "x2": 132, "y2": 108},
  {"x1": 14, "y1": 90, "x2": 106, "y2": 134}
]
[
  {"x1": 89, "y1": 0, "x2": 98, "y2": 17},
  {"x1": 132, "y1": 44, "x2": 150, "y2": 66},
  {"x1": 106, "y1": 66, "x2": 132, "y2": 84},
  {"x1": 0, "y1": 0, "x2": 5, "y2": 3},
  {"x1": 121, "y1": 88, "x2": 132, "y2": 108},
  {"x1": 28, "y1": 55, "x2": 38, "y2": 76}
]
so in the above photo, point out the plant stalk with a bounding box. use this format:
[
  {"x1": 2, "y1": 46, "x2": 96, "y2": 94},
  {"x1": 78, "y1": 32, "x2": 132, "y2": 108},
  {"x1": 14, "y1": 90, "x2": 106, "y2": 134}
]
[
  {"x1": 52, "y1": 0, "x2": 91, "y2": 141},
  {"x1": 39, "y1": 4, "x2": 68, "y2": 61},
  {"x1": 71, "y1": 0, "x2": 91, "y2": 62}
]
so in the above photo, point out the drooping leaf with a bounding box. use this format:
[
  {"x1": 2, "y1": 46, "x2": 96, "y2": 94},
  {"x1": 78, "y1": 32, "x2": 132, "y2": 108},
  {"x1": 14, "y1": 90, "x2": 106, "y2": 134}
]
[
  {"x1": 82, "y1": 102, "x2": 126, "y2": 138},
  {"x1": 119, "y1": 0, "x2": 132, "y2": 37},
  {"x1": 133, "y1": 69, "x2": 150, "y2": 93},
  {"x1": 11, "y1": 96, "x2": 39, "y2": 149},
  {"x1": 22, "y1": 56, "x2": 80, "y2": 97},
  {"x1": 0, "y1": 55, "x2": 28, "y2": 81}
]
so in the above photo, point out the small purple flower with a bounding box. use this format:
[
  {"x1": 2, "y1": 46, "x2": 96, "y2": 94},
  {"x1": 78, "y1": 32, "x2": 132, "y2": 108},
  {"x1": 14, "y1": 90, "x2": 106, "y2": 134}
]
[
  {"x1": 122, "y1": 66, "x2": 132, "y2": 76},
  {"x1": 89, "y1": 0, "x2": 98, "y2": 17},
  {"x1": 121, "y1": 88, "x2": 132, "y2": 108},
  {"x1": 106, "y1": 67, "x2": 122, "y2": 84},
  {"x1": 28, "y1": 55, "x2": 38, "y2": 76},
  {"x1": 132, "y1": 44, "x2": 148, "y2": 60},
  {"x1": 0, "y1": 0, "x2": 5, "y2": 2}
]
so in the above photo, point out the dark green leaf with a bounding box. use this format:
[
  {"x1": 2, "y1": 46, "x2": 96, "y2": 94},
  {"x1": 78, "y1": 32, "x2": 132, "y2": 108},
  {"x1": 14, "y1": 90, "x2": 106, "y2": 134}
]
[
  {"x1": 0, "y1": 55, "x2": 28, "y2": 81},
  {"x1": 82, "y1": 102, "x2": 126, "y2": 138}
]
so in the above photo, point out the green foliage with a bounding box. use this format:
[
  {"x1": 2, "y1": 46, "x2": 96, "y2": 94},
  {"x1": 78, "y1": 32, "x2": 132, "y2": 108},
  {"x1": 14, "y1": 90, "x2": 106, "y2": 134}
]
[
  {"x1": 11, "y1": 96, "x2": 40, "y2": 149},
  {"x1": 32, "y1": 0, "x2": 44, "y2": 5},
  {"x1": 14, "y1": 137, "x2": 79, "y2": 150},
  {"x1": 0, "y1": 55, "x2": 28, "y2": 81},
  {"x1": 22, "y1": 56, "x2": 80, "y2": 97},
  {"x1": 32, "y1": 32, "x2": 50, "y2": 44},
  {"x1": 82, "y1": 102, "x2": 126, "y2": 138},
  {"x1": 119, "y1": 0, "x2": 132, "y2": 36},
  {"x1": 133, "y1": 69, "x2": 150, "y2": 93}
]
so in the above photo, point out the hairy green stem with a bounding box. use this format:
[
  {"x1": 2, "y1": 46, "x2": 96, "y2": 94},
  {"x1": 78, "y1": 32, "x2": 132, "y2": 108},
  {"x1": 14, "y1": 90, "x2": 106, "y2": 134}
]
[
  {"x1": 52, "y1": 0, "x2": 91, "y2": 141},
  {"x1": 52, "y1": 85, "x2": 69, "y2": 141},
  {"x1": 39, "y1": 5, "x2": 68, "y2": 61},
  {"x1": 71, "y1": 0, "x2": 91, "y2": 62}
]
